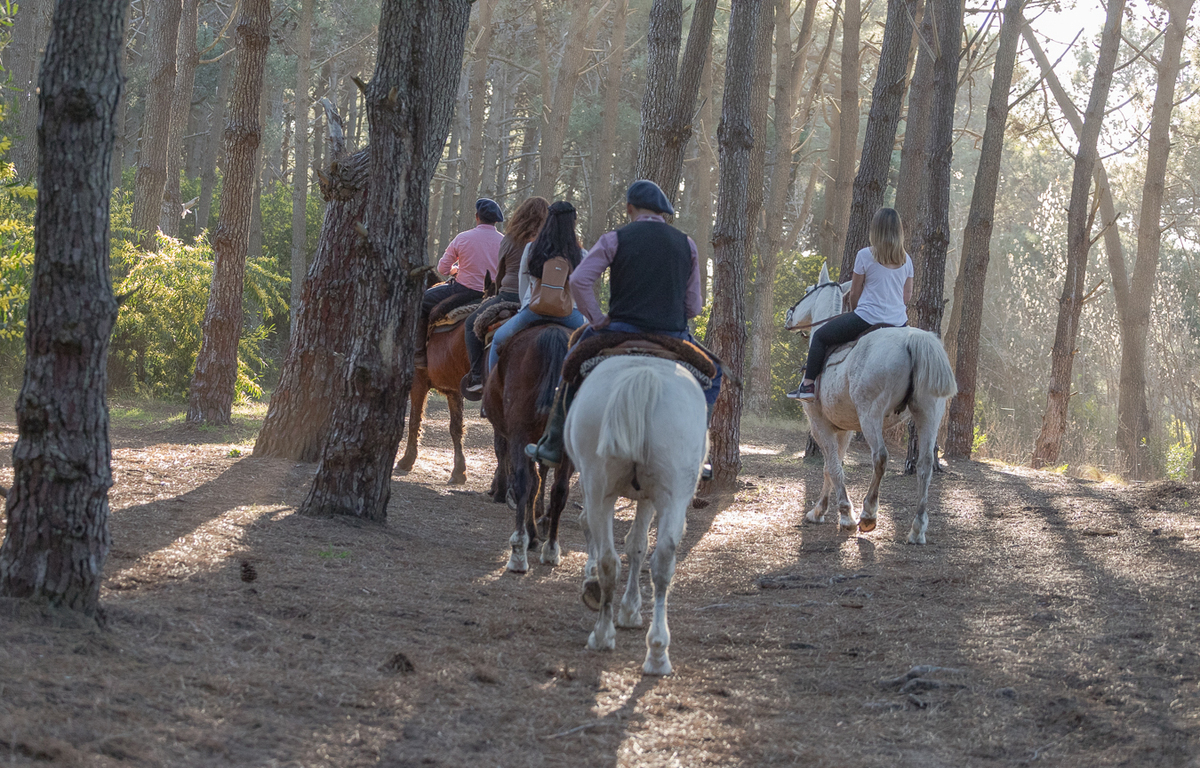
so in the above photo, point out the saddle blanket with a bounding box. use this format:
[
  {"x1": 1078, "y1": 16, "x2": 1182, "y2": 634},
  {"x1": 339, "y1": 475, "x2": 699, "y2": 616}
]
[{"x1": 562, "y1": 331, "x2": 717, "y2": 389}]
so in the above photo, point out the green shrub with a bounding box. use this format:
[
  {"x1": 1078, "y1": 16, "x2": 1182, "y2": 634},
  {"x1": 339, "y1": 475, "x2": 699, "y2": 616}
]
[{"x1": 1165, "y1": 440, "x2": 1194, "y2": 482}]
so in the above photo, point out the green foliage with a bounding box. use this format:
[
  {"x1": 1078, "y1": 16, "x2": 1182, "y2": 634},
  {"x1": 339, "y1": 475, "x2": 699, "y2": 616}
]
[
  {"x1": 766, "y1": 251, "x2": 828, "y2": 415},
  {"x1": 1165, "y1": 441, "x2": 1193, "y2": 482}
]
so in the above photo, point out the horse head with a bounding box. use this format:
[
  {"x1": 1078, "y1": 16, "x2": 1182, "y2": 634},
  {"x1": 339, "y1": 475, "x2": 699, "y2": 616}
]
[{"x1": 783, "y1": 262, "x2": 847, "y2": 334}]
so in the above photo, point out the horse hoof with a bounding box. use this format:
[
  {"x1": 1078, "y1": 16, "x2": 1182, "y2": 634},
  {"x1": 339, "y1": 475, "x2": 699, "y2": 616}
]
[
  {"x1": 581, "y1": 579, "x2": 602, "y2": 611},
  {"x1": 906, "y1": 533, "x2": 927, "y2": 545},
  {"x1": 839, "y1": 521, "x2": 857, "y2": 532},
  {"x1": 540, "y1": 541, "x2": 561, "y2": 566},
  {"x1": 858, "y1": 518, "x2": 877, "y2": 533},
  {"x1": 449, "y1": 473, "x2": 467, "y2": 485},
  {"x1": 587, "y1": 630, "x2": 615, "y2": 652},
  {"x1": 642, "y1": 655, "x2": 672, "y2": 676},
  {"x1": 507, "y1": 555, "x2": 529, "y2": 573},
  {"x1": 616, "y1": 606, "x2": 642, "y2": 629},
  {"x1": 395, "y1": 462, "x2": 414, "y2": 475}
]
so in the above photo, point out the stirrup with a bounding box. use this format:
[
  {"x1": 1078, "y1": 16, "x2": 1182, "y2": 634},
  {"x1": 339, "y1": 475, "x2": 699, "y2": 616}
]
[
  {"x1": 524, "y1": 440, "x2": 562, "y2": 468},
  {"x1": 701, "y1": 463, "x2": 713, "y2": 481}
]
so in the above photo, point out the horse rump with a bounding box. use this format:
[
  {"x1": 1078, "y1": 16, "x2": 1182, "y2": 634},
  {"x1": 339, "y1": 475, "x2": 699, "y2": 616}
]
[
  {"x1": 906, "y1": 331, "x2": 957, "y2": 400},
  {"x1": 596, "y1": 361, "x2": 663, "y2": 465}
]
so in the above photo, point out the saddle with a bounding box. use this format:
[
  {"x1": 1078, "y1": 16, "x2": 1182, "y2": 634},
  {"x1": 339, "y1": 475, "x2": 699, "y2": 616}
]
[
  {"x1": 562, "y1": 331, "x2": 717, "y2": 389},
  {"x1": 429, "y1": 291, "x2": 480, "y2": 331},
  {"x1": 473, "y1": 300, "x2": 522, "y2": 344}
]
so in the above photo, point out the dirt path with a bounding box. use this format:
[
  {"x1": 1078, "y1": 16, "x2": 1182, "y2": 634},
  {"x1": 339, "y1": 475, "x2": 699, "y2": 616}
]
[{"x1": 1, "y1": 400, "x2": 1198, "y2": 767}]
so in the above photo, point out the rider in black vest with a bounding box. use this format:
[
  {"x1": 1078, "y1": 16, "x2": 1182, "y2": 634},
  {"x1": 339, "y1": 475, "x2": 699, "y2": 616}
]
[{"x1": 525, "y1": 180, "x2": 722, "y2": 472}]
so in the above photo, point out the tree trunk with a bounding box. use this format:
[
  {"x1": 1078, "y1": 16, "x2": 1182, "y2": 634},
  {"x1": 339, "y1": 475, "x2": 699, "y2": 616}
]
[
  {"x1": 534, "y1": 0, "x2": 595, "y2": 200},
  {"x1": 0, "y1": 0, "x2": 123, "y2": 619},
  {"x1": 821, "y1": 0, "x2": 859, "y2": 268},
  {"x1": 131, "y1": 0, "x2": 184, "y2": 251},
  {"x1": 291, "y1": 0, "x2": 315, "y2": 335},
  {"x1": 1030, "y1": 0, "x2": 1124, "y2": 469},
  {"x1": 160, "y1": 0, "x2": 201, "y2": 239},
  {"x1": 300, "y1": 0, "x2": 471, "y2": 520},
  {"x1": 744, "y1": 0, "x2": 775, "y2": 253},
  {"x1": 587, "y1": 0, "x2": 629, "y2": 248},
  {"x1": 5, "y1": 0, "x2": 55, "y2": 178},
  {"x1": 840, "y1": 0, "x2": 918, "y2": 277},
  {"x1": 457, "y1": 0, "x2": 498, "y2": 227},
  {"x1": 706, "y1": 0, "x2": 763, "y2": 489},
  {"x1": 695, "y1": 43, "x2": 717, "y2": 303},
  {"x1": 943, "y1": 0, "x2": 1025, "y2": 460},
  {"x1": 635, "y1": 0, "x2": 719, "y2": 204},
  {"x1": 1114, "y1": 0, "x2": 1193, "y2": 478},
  {"x1": 186, "y1": 0, "x2": 270, "y2": 425},
  {"x1": 197, "y1": 50, "x2": 236, "y2": 236},
  {"x1": 895, "y1": 2, "x2": 934, "y2": 272}
]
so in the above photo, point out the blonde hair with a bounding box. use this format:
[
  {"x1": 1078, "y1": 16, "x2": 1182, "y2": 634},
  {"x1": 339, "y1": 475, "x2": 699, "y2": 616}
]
[{"x1": 869, "y1": 208, "x2": 906, "y2": 267}]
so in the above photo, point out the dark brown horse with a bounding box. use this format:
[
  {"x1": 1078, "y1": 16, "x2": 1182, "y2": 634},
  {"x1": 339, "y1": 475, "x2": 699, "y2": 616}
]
[
  {"x1": 484, "y1": 322, "x2": 574, "y2": 572},
  {"x1": 396, "y1": 308, "x2": 472, "y2": 484}
]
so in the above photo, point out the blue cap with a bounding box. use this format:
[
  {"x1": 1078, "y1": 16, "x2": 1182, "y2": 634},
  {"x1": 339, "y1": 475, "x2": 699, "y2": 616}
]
[
  {"x1": 476, "y1": 198, "x2": 504, "y2": 223},
  {"x1": 626, "y1": 179, "x2": 674, "y2": 216}
]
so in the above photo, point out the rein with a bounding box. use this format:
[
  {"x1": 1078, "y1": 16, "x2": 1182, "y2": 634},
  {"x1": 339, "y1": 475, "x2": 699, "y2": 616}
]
[{"x1": 789, "y1": 281, "x2": 845, "y2": 337}]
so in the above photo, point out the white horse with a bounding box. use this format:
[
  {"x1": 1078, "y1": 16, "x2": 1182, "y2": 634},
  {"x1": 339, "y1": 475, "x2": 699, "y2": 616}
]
[
  {"x1": 564, "y1": 355, "x2": 708, "y2": 676},
  {"x1": 784, "y1": 263, "x2": 957, "y2": 544}
]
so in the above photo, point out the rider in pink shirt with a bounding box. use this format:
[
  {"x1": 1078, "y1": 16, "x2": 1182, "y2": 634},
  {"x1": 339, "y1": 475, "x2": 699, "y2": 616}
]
[{"x1": 415, "y1": 198, "x2": 505, "y2": 368}]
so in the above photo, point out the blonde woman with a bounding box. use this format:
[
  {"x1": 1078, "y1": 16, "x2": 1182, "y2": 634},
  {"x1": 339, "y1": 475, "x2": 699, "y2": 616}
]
[{"x1": 789, "y1": 207, "x2": 913, "y2": 400}]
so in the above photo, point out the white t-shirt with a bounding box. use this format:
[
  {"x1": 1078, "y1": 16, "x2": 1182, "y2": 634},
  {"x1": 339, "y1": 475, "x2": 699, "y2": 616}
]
[{"x1": 852, "y1": 247, "x2": 912, "y2": 326}]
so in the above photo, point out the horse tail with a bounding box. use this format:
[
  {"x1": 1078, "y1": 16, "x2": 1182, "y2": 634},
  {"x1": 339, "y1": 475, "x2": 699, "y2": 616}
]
[
  {"x1": 597, "y1": 363, "x2": 663, "y2": 465},
  {"x1": 535, "y1": 326, "x2": 570, "y2": 415},
  {"x1": 906, "y1": 331, "x2": 958, "y2": 399}
]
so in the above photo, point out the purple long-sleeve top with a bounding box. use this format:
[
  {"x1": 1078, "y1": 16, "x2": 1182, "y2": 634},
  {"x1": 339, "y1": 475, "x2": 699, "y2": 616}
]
[{"x1": 570, "y1": 213, "x2": 704, "y2": 326}]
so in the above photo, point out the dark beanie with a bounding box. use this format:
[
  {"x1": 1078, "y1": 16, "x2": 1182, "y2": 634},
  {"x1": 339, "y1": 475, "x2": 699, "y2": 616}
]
[
  {"x1": 626, "y1": 179, "x2": 674, "y2": 216},
  {"x1": 476, "y1": 198, "x2": 504, "y2": 224}
]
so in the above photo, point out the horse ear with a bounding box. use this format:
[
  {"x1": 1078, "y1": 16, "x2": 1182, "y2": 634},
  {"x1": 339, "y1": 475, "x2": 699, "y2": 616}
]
[{"x1": 819, "y1": 261, "x2": 830, "y2": 283}]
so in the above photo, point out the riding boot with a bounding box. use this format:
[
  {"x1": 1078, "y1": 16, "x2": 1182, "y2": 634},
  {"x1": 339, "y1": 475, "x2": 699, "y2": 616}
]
[
  {"x1": 414, "y1": 315, "x2": 430, "y2": 369},
  {"x1": 524, "y1": 381, "x2": 575, "y2": 468},
  {"x1": 701, "y1": 403, "x2": 714, "y2": 481},
  {"x1": 461, "y1": 345, "x2": 486, "y2": 401}
]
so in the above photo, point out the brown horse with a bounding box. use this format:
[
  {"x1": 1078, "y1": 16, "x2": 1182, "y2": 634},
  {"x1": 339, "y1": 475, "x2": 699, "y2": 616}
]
[
  {"x1": 484, "y1": 322, "x2": 574, "y2": 572},
  {"x1": 396, "y1": 306, "x2": 473, "y2": 484}
]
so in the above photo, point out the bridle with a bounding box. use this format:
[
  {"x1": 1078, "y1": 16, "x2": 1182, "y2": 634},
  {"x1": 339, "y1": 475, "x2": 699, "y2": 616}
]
[{"x1": 788, "y1": 281, "x2": 845, "y2": 337}]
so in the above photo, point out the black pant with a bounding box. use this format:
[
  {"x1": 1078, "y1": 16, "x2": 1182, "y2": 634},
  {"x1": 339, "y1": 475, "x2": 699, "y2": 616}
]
[
  {"x1": 806, "y1": 311, "x2": 872, "y2": 379},
  {"x1": 464, "y1": 291, "x2": 520, "y2": 371},
  {"x1": 421, "y1": 280, "x2": 482, "y2": 316}
]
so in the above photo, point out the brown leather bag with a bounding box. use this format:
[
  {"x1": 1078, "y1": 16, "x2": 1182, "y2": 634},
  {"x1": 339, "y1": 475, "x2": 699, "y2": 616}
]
[{"x1": 528, "y1": 256, "x2": 573, "y2": 317}]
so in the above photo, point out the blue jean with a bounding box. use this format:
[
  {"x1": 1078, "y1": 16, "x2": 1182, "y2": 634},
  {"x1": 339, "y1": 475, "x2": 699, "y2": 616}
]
[
  {"x1": 487, "y1": 307, "x2": 588, "y2": 371},
  {"x1": 576, "y1": 322, "x2": 723, "y2": 407}
]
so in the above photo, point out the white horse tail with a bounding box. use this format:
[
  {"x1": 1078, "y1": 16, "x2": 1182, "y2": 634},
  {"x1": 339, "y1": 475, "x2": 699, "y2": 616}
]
[
  {"x1": 906, "y1": 331, "x2": 958, "y2": 399},
  {"x1": 597, "y1": 363, "x2": 663, "y2": 464}
]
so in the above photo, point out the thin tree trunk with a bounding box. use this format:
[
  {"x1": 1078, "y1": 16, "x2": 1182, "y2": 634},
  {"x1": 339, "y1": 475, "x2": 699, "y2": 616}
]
[
  {"x1": 635, "y1": 0, "x2": 719, "y2": 204},
  {"x1": 534, "y1": 0, "x2": 595, "y2": 200},
  {"x1": 197, "y1": 51, "x2": 236, "y2": 235},
  {"x1": 6, "y1": 0, "x2": 55, "y2": 178},
  {"x1": 301, "y1": 0, "x2": 471, "y2": 520},
  {"x1": 1114, "y1": 0, "x2": 1193, "y2": 478},
  {"x1": 840, "y1": 0, "x2": 918, "y2": 276},
  {"x1": 0, "y1": 0, "x2": 123, "y2": 619},
  {"x1": 131, "y1": 0, "x2": 184, "y2": 251},
  {"x1": 1030, "y1": 0, "x2": 1124, "y2": 468},
  {"x1": 458, "y1": 0, "x2": 498, "y2": 227},
  {"x1": 706, "y1": 0, "x2": 764, "y2": 489},
  {"x1": 744, "y1": 0, "x2": 775, "y2": 254},
  {"x1": 587, "y1": 0, "x2": 629, "y2": 248},
  {"x1": 895, "y1": 2, "x2": 934, "y2": 274},
  {"x1": 291, "y1": 0, "x2": 315, "y2": 335},
  {"x1": 821, "y1": 0, "x2": 860, "y2": 268},
  {"x1": 161, "y1": 0, "x2": 201, "y2": 238},
  {"x1": 944, "y1": 0, "x2": 1025, "y2": 459},
  {"x1": 695, "y1": 43, "x2": 717, "y2": 303},
  {"x1": 187, "y1": 0, "x2": 270, "y2": 425}
]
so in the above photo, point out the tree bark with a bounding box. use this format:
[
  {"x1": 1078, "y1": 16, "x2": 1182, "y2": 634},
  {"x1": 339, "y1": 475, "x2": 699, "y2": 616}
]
[
  {"x1": 131, "y1": 0, "x2": 184, "y2": 251},
  {"x1": 706, "y1": 0, "x2": 763, "y2": 489},
  {"x1": 895, "y1": 2, "x2": 934, "y2": 273},
  {"x1": 1030, "y1": 0, "x2": 1124, "y2": 469},
  {"x1": 840, "y1": 0, "x2": 918, "y2": 276},
  {"x1": 160, "y1": 0, "x2": 201, "y2": 239},
  {"x1": 744, "y1": 0, "x2": 776, "y2": 253},
  {"x1": 5, "y1": 0, "x2": 55, "y2": 178},
  {"x1": 197, "y1": 50, "x2": 236, "y2": 236},
  {"x1": 534, "y1": 0, "x2": 595, "y2": 200},
  {"x1": 820, "y1": 0, "x2": 860, "y2": 267},
  {"x1": 186, "y1": 0, "x2": 270, "y2": 425},
  {"x1": 300, "y1": 0, "x2": 471, "y2": 520},
  {"x1": 634, "y1": 0, "x2": 719, "y2": 205},
  {"x1": 587, "y1": 0, "x2": 629, "y2": 248},
  {"x1": 291, "y1": 0, "x2": 316, "y2": 335},
  {"x1": 458, "y1": 0, "x2": 498, "y2": 227},
  {"x1": 944, "y1": 0, "x2": 1025, "y2": 460},
  {"x1": 1114, "y1": 0, "x2": 1193, "y2": 478},
  {"x1": 0, "y1": 0, "x2": 123, "y2": 619},
  {"x1": 695, "y1": 43, "x2": 717, "y2": 303}
]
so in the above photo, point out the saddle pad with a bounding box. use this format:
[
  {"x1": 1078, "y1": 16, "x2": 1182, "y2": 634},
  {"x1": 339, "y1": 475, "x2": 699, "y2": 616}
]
[
  {"x1": 473, "y1": 300, "x2": 521, "y2": 339},
  {"x1": 430, "y1": 302, "x2": 478, "y2": 330},
  {"x1": 428, "y1": 290, "x2": 480, "y2": 324},
  {"x1": 563, "y1": 331, "x2": 716, "y2": 387}
]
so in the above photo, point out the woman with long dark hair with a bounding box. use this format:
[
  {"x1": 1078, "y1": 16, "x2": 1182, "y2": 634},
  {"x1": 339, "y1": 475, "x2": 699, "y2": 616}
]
[
  {"x1": 485, "y1": 201, "x2": 588, "y2": 374},
  {"x1": 461, "y1": 196, "x2": 549, "y2": 396}
]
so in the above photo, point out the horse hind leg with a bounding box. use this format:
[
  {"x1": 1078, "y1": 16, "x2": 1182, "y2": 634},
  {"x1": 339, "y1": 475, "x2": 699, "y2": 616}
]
[
  {"x1": 395, "y1": 372, "x2": 430, "y2": 473},
  {"x1": 859, "y1": 416, "x2": 889, "y2": 533},
  {"x1": 644, "y1": 492, "x2": 687, "y2": 676},
  {"x1": 807, "y1": 468, "x2": 832, "y2": 524},
  {"x1": 832, "y1": 431, "x2": 857, "y2": 531},
  {"x1": 506, "y1": 445, "x2": 533, "y2": 573},
  {"x1": 907, "y1": 398, "x2": 946, "y2": 545},
  {"x1": 585, "y1": 498, "x2": 619, "y2": 652},
  {"x1": 617, "y1": 499, "x2": 654, "y2": 628},
  {"x1": 447, "y1": 391, "x2": 467, "y2": 484},
  {"x1": 540, "y1": 459, "x2": 572, "y2": 566}
]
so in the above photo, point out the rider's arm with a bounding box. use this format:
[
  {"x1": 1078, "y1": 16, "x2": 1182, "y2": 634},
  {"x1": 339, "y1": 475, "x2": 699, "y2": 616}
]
[
  {"x1": 437, "y1": 235, "x2": 460, "y2": 278},
  {"x1": 848, "y1": 271, "x2": 865, "y2": 310},
  {"x1": 570, "y1": 232, "x2": 618, "y2": 324},
  {"x1": 685, "y1": 236, "x2": 703, "y2": 318},
  {"x1": 903, "y1": 276, "x2": 913, "y2": 305}
]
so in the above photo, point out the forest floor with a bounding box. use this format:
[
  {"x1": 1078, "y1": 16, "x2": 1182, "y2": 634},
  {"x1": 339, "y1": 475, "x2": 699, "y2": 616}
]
[{"x1": 0, "y1": 397, "x2": 1198, "y2": 767}]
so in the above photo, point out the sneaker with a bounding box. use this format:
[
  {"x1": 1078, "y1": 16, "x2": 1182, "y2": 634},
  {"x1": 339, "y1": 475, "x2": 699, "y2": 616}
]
[
  {"x1": 786, "y1": 381, "x2": 816, "y2": 400},
  {"x1": 701, "y1": 463, "x2": 713, "y2": 481}
]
